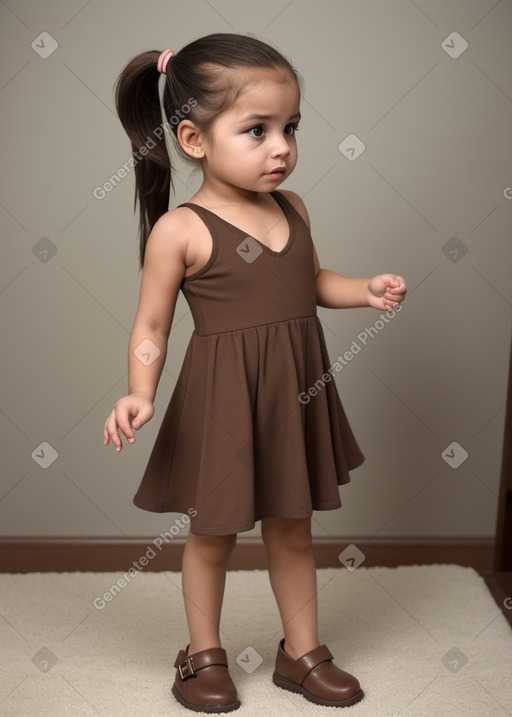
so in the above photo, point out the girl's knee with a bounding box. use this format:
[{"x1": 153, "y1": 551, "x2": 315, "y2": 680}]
[
  {"x1": 186, "y1": 532, "x2": 237, "y2": 564},
  {"x1": 262, "y1": 517, "x2": 312, "y2": 554}
]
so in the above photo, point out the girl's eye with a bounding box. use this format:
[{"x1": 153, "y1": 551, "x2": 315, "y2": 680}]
[
  {"x1": 246, "y1": 123, "x2": 299, "y2": 138},
  {"x1": 284, "y1": 123, "x2": 299, "y2": 136},
  {"x1": 247, "y1": 125, "x2": 264, "y2": 138}
]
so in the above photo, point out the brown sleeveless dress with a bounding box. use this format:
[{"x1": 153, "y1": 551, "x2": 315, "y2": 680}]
[{"x1": 133, "y1": 191, "x2": 364, "y2": 535}]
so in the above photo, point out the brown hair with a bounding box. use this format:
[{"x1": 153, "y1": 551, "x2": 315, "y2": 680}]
[{"x1": 114, "y1": 33, "x2": 301, "y2": 266}]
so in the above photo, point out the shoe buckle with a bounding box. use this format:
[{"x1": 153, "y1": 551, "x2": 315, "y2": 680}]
[{"x1": 179, "y1": 656, "x2": 196, "y2": 680}]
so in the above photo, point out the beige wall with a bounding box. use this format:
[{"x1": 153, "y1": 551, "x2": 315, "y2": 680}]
[{"x1": 1, "y1": 0, "x2": 511, "y2": 540}]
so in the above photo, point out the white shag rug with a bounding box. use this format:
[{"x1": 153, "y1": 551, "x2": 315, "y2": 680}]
[{"x1": 0, "y1": 565, "x2": 511, "y2": 717}]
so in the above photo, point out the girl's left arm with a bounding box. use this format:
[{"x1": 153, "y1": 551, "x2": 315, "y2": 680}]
[
  {"x1": 314, "y1": 250, "x2": 407, "y2": 311},
  {"x1": 278, "y1": 190, "x2": 407, "y2": 311}
]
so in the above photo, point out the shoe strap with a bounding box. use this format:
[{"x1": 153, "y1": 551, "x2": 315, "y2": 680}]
[
  {"x1": 174, "y1": 647, "x2": 228, "y2": 680},
  {"x1": 288, "y1": 645, "x2": 333, "y2": 685}
]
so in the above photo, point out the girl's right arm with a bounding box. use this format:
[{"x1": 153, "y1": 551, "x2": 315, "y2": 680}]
[{"x1": 103, "y1": 210, "x2": 190, "y2": 452}]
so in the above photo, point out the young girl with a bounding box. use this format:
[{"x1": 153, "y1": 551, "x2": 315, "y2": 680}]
[{"x1": 104, "y1": 33, "x2": 406, "y2": 713}]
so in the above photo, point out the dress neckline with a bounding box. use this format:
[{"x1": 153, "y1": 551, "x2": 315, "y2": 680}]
[{"x1": 181, "y1": 191, "x2": 294, "y2": 257}]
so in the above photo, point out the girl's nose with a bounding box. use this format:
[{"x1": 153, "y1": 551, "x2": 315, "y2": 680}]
[{"x1": 270, "y1": 133, "x2": 291, "y2": 158}]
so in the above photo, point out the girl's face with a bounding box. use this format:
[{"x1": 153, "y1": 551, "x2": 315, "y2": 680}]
[{"x1": 199, "y1": 68, "x2": 301, "y2": 196}]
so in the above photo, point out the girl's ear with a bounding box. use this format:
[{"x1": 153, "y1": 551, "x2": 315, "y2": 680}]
[{"x1": 177, "y1": 120, "x2": 205, "y2": 159}]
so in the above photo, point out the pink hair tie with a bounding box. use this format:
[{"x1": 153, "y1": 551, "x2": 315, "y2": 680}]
[{"x1": 157, "y1": 49, "x2": 174, "y2": 74}]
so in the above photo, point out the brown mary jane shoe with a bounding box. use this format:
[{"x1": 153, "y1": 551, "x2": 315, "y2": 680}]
[
  {"x1": 273, "y1": 639, "x2": 364, "y2": 708},
  {"x1": 172, "y1": 645, "x2": 240, "y2": 713}
]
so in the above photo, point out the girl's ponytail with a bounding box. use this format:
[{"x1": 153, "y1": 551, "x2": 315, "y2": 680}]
[{"x1": 115, "y1": 51, "x2": 171, "y2": 267}]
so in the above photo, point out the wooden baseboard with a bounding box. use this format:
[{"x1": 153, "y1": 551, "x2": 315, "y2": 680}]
[{"x1": 0, "y1": 536, "x2": 494, "y2": 573}]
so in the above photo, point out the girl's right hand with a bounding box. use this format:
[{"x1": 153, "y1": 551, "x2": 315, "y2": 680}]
[{"x1": 103, "y1": 394, "x2": 155, "y2": 452}]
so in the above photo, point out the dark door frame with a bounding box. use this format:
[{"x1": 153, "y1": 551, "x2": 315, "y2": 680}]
[{"x1": 485, "y1": 333, "x2": 512, "y2": 627}]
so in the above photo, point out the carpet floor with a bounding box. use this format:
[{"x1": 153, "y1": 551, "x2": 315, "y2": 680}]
[{"x1": 1, "y1": 565, "x2": 511, "y2": 716}]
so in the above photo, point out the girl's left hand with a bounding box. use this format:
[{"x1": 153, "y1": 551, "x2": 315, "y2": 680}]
[{"x1": 367, "y1": 274, "x2": 407, "y2": 311}]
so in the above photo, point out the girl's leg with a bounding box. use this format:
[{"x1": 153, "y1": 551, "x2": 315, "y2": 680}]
[
  {"x1": 261, "y1": 516, "x2": 320, "y2": 660},
  {"x1": 181, "y1": 531, "x2": 237, "y2": 654}
]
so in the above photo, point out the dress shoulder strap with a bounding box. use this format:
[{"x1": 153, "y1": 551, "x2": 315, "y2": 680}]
[
  {"x1": 177, "y1": 201, "x2": 219, "y2": 226},
  {"x1": 270, "y1": 191, "x2": 309, "y2": 232}
]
